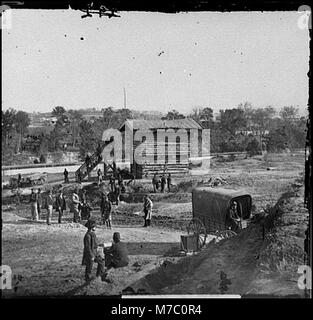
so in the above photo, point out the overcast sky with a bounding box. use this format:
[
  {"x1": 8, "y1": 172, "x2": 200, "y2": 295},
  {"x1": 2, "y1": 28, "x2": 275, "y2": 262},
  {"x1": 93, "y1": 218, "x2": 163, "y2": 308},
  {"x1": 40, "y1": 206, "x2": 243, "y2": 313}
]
[{"x1": 2, "y1": 10, "x2": 310, "y2": 115}]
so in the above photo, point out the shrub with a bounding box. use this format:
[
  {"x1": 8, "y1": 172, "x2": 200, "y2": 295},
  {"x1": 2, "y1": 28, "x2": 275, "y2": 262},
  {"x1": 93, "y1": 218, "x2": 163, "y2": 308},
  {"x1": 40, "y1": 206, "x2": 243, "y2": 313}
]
[
  {"x1": 39, "y1": 154, "x2": 46, "y2": 163},
  {"x1": 246, "y1": 138, "x2": 261, "y2": 157}
]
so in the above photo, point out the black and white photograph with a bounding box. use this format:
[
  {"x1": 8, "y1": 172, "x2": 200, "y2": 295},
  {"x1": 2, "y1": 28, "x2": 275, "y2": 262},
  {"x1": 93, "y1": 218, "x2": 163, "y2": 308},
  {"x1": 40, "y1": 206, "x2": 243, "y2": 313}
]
[{"x1": 1, "y1": 0, "x2": 311, "y2": 302}]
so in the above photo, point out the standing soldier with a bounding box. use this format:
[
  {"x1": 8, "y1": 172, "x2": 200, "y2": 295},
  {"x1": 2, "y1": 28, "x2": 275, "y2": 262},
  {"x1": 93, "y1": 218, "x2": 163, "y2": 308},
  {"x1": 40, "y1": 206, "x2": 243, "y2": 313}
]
[
  {"x1": 37, "y1": 188, "x2": 42, "y2": 219},
  {"x1": 117, "y1": 171, "x2": 123, "y2": 186},
  {"x1": 64, "y1": 169, "x2": 69, "y2": 183},
  {"x1": 155, "y1": 174, "x2": 160, "y2": 191},
  {"x1": 160, "y1": 175, "x2": 166, "y2": 193},
  {"x1": 81, "y1": 189, "x2": 91, "y2": 220},
  {"x1": 17, "y1": 173, "x2": 22, "y2": 187},
  {"x1": 100, "y1": 193, "x2": 112, "y2": 229},
  {"x1": 45, "y1": 190, "x2": 54, "y2": 225},
  {"x1": 72, "y1": 188, "x2": 82, "y2": 223},
  {"x1": 15, "y1": 187, "x2": 21, "y2": 205},
  {"x1": 115, "y1": 184, "x2": 121, "y2": 206},
  {"x1": 112, "y1": 161, "x2": 116, "y2": 173},
  {"x1": 143, "y1": 195, "x2": 153, "y2": 227},
  {"x1": 56, "y1": 189, "x2": 66, "y2": 224},
  {"x1": 167, "y1": 173, "x2": 172, "y2": 192},
  {"x1": 82, "y1": 218, "x2": 105, "y2": 282},
  {"x1": 109, "y1": 175, "x2": 116, "y2": 193},
  {"x1": 29, "y1": 188, "x2": 39, "y2": 221},
  {"x1": 97, "y1": 168, "x2": 102, "y2": 186},
  {"x1": 152, "y1": 173, "x2": 157, "y2": 193}
]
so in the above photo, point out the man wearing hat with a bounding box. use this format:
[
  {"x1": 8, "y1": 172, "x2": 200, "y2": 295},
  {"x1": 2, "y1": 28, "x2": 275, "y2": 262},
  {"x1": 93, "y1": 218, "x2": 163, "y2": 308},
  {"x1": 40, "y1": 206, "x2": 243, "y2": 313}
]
[
  {"x1": 55, "y1": 189, "x2": 66, "y2": 224},
  {"x1": 82, "y1": 219, "x2": 105, "y2": 282},
  {"x1": 45, "y1": 189, "x2": 54, "y2": 225},
  {"x1": 103, "y1": 232, "x2": 129, "y2": 270},
  {"x1": 29, "y1": 188, "x2": 39, "y2": 221},
  {"x1": 100, "y1": 193, "x2": 112, "y2": 229}
]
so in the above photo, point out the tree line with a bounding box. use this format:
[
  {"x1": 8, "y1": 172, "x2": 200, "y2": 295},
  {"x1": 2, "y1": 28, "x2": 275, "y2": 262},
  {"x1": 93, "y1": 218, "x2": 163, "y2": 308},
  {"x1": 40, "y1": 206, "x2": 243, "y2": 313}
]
[{"x1": 1, "y1": 103, "x2": 307, "y2": 165}]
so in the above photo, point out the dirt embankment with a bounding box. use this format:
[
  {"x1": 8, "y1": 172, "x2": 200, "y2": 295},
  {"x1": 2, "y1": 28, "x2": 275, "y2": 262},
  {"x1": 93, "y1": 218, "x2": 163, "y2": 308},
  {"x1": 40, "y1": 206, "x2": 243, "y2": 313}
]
[
  {"x1": 246, "y1": 178, "x2": 308, "y2": 297},
  {"x1": 124, "y1": 222, "x2": 264, "y2": 295},
  {"x1": 123, "y1": 176, "x2": 308, "y2": 297}
]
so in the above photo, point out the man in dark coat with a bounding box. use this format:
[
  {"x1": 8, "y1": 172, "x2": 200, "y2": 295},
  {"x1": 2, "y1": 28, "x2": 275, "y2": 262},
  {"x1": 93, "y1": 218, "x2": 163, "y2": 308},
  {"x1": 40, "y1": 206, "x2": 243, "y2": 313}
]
[
  {"x1": 155, "y1": 176, "x2": 160, "y2": 191},
  {"x1": 80, "y1": 189, "x2": 92, "y2": 220},
  {"x1": 228, "y1": 201, "x2": 241, "y2": 232},
  {"x1": 117, "y1": 171, "x2": 123, "y2": 186},
  {"x1": 100, "y1": 193, "x2": 112, "y2": 229},
  {"x1": 37, "y1": 188, "x2": 43, "y2": 219},
  {"x1": 97, "y1": 168, "x2": 102, "y2": 186},
  {"x1": 167, "y1": 173, "x2": 172, "y2": 192},
  {"x1": 17, "y1": 173, "x2": 22, "y2": 187},
  {"x1": 55, "y1": 189, "x2": 66, "y2": 224},
  {"x1": 160, "y1": 175, "x2": 166, "y2": 193},
  {"x1": 29, "y1": 188, "x2": 38, "y2": 221},
  {"x1": 45, "y1": 189, "x2": 54, "y2": 225},
  {"x1": 82, "y1": 219, "x2": 105, "y2": 282},
  {"x1": 64, "y1": 169, "x2": 69, "y2": 183},
  {"x1": 152, "y1": 173, "x2": 157, "y2": 193},
  {"x1": 109, "y1": 175, "x2": 115, "y2": 193},
  {"x1": 103, "y1": 232, "x2": 129, "y2": 270},
  {"x1": 115, "y1": 184, "x2": 121, "y2": 206}
]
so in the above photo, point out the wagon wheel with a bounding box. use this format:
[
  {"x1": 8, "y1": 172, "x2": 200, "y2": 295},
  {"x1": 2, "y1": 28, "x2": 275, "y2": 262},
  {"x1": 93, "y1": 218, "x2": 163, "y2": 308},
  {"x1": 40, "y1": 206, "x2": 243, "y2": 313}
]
[
  {"x1": 215, "y1": 229, "x2": 237, "y2": 241},
  {"x1": 186, "y1": 218, "x2": 207, "y2": 250}
]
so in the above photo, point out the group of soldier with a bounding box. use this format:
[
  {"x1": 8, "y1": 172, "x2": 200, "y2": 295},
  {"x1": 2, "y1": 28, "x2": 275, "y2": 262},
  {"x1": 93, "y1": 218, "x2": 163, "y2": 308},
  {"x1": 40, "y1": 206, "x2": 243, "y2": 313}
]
[
  {"x1": 152, "y1": 172, "x2": 171, "y2": 193},
  {"x1": 28, "y1": 183, "x2": 154, "y2": 231},
  {"x1": 29, "y1": 187, "x2": 67, "y2": 225},
  {"x1": 21, "y1": 165, "x2": 158, "y2": 284},
  {"x1": 26, "y1": 163, "x2": 162, "y2": 228},
  {"x1": 27, "y1": 186, "x2": 109, "y2": 226}
]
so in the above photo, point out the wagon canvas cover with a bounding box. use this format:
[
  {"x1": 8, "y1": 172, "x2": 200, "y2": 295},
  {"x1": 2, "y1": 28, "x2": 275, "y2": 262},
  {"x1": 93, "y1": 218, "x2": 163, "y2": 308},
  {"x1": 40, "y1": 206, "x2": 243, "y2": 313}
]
[{"x1": 192, "y1": 187, "x2": 252, "y2": 231}]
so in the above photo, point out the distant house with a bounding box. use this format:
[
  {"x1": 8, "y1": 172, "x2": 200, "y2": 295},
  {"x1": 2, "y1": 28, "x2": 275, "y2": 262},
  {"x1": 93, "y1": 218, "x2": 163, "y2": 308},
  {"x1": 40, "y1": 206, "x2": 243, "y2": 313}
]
[
  {"x1": 116, "y1": 119, "x2": 206, "y2": 177},
  {"x1": 81, "y1": 112, "x2": 103, "y2": 123},
  {"x1": 235, "y1": 129, "x2": 270, "y2": 136}
]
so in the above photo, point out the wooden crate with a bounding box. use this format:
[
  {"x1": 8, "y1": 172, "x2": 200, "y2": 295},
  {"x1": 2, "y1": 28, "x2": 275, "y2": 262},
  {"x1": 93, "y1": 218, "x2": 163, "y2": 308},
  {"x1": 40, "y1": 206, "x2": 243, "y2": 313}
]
[{"x1": 180, "y1": 234, "x2": 199, "y2": 252}]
